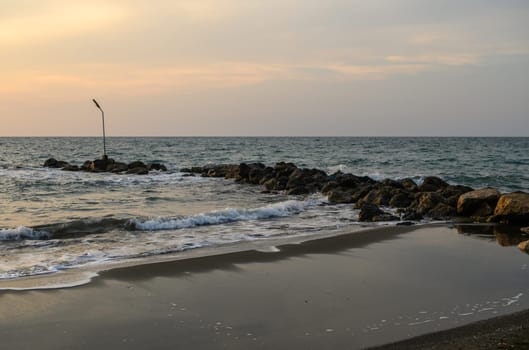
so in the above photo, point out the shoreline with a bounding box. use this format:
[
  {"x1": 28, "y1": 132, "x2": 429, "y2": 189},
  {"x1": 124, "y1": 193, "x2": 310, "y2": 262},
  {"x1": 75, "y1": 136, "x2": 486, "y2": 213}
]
[{"x1": 0, "y1": 222, "x2": 422, "y2": 291}]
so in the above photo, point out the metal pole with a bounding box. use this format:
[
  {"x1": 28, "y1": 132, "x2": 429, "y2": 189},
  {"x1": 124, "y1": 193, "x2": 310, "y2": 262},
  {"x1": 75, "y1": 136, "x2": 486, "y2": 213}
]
[
  {"x1": 92, "y1": 99, "x2": 107, "y2": 158},
  {"x1": 101, "y1": 109, "x2": 106, "y2": 157}
]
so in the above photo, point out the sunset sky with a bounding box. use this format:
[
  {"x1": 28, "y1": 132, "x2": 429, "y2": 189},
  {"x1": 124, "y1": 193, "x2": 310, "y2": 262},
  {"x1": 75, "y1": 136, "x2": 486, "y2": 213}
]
[{"x1": 1, "y1": 0, "x2": 528, "y2": 136}]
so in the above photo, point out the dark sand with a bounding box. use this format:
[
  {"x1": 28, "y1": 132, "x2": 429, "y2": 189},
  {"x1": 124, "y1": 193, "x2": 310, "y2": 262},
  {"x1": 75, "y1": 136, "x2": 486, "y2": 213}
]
[
  {"x1": 372, "y1": 308, "x2": 529, "y2": 349},
  {"x1": 1, "y1": 224, "x2": 528, "y2": 349}
]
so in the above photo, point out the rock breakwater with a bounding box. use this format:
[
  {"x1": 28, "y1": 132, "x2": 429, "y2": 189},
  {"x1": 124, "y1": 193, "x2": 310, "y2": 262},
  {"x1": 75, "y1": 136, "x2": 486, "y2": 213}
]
[
  {"x1": 182, "y1": 162, "x2": 529, "y2": 225},
  {"x1": 43, "y1": 157, "x2": 167, "y2": 175}
]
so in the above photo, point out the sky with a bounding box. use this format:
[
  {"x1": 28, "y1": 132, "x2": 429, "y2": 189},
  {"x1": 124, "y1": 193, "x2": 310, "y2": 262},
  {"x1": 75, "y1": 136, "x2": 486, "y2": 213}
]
[{"x1": 1, "y1": 0, "x2": 528, "y2": 136}]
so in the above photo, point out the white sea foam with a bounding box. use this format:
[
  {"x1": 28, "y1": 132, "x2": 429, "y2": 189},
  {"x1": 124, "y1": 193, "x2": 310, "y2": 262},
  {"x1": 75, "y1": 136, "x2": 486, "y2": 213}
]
[
  {"x1": 0, "y1": 227, "x2": 50, "y2": 241},
  {"x1": 131, "y1": 197, "x2": 324, "y2": 231}
]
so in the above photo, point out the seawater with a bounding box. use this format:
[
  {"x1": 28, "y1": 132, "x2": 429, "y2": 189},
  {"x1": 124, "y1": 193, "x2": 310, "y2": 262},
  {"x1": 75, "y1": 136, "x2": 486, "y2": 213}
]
[{"x1": 0, "y1": 137, "x2": 528, "y2": 283}]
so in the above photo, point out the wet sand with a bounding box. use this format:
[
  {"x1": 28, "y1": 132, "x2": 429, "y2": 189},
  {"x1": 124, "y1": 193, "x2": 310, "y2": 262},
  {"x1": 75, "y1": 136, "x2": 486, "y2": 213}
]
[{"x1": 0, "y1": 224, "x2": 528, "y2": 349}]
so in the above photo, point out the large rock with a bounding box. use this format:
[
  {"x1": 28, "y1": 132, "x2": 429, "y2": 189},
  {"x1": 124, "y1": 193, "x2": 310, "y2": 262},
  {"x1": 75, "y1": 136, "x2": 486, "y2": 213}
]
[
  {"x1": 457, "y1": 188, "x2": 501, "y2": 217},
  {"x1": 493, "y1": 192, "x2": 529, "y2": 223}
]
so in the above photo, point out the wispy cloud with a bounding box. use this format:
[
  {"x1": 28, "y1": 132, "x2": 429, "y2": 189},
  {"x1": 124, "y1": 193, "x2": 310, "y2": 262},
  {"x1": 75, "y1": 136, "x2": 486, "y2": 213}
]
[{"x1": 0, "y1": 2, "x2": 128, "y2": 46}]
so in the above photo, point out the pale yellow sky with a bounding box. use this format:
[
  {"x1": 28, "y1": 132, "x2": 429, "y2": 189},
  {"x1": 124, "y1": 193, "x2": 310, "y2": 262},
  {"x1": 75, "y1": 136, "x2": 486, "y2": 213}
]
[{"x1": 1, "y1": 0, "x2": 528, "y2": 136}]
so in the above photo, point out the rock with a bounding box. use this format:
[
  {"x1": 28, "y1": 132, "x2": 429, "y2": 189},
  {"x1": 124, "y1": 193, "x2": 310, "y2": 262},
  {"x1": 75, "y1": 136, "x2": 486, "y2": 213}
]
[
  {"x1": 248, "y1": 167, "x2": 267, "y2": 184},
  {"x1": 441, "y1": 185, "x2": 474, "y2": 206},
  {"x1": 222, "y1": 164, "x2": 240, "y2": 179},
  {"x1": 148, "y1": 163, "x2": 167, "y2": 171},
  {"x1": 413, "y1": 192, "x2": 446, "y2": 215},
  {"x1": 418, "y1": 176, "x2": 449, "y2": 192},
  {"x1": 108, "y1": 162, "x2": 128, "y2": 173},
  {"x1": 286, "y1": 168, "x2": 327, "y2": 192},
  {"x1": 263, "y1": 178, "x2": 277, "y2": 191},
  {"x1": 327, "y1": 189, "x2": 353, "y2": 204},
  {"x1": 381, "y1": 179, "x2": 403, "y2": 189},
  {"x1": 321, "y1": 181, "x2": 339, "y2": 194},
  {"x1": 204, "y1": 164, "x2": 230, "y2": 177},
  {"x1": 389, "y1": 192, "x2": 412, "y2": 208},
  {"x1": 81, "y1": 161, "x2": 92, "y2": 171},
  {"x1": 428, "y1": 203, "x2": 457, "y2": 219},
  {"x1": 333, "y1": 172, "x2": 374, "y2": 188},
  {"x1": 350, "y1": 184, "x2": 375, "y2": 203},
  {"x1": 518, "y1": 240, "x2": 529, "y2": 253},
  {"x1": 457, "y1": 188, "x2": 501, "y2": 217},
  {"x1": 493, "y1": 192, "x2": 529, "y2": 223},
  {"x1": 90, "y1": 159, "x2": 112, "y2": 172},
  {"x1": 356, "y1": 187, "x2": 393, "y2": 207},
  {"x1": 358, "y1": 203, "x2": 384, "y2": 222},
  {"x1": 43, "y1": 158, "x2": 69, "y2": 168},
  {"x1": 399, "y1": 178, "x2": 418, "y2": 192},
  {"x1": 128, "y1": 161, "x2": 147, "y2": 170},
  {"x1": 274, "y1": 162, "x2": 297, "y2": 178},
  {"x1": 275, "y1": 176, "x2": 289, "y2": 191}
]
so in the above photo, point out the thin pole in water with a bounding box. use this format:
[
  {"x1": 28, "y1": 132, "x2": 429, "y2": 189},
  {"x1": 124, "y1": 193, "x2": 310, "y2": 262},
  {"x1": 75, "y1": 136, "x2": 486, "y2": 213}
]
[{"x1": 92, "y1": 99, "x2": 107, "y2": 158}]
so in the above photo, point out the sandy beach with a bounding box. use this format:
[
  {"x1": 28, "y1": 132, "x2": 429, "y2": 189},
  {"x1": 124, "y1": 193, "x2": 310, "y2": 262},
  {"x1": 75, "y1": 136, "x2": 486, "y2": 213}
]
[{"x1": 1, "y1": 224, "x2": 528, "y2": 349}]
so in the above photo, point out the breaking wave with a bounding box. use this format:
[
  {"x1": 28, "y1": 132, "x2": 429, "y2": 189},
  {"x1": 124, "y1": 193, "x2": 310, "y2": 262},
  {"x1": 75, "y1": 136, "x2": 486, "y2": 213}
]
[
  {"x1": 0, "y1": 227, "x2": 50, "y2": 241},
  {"x1": 129, "y1": 197, "x2": 325, "y2": 231}
]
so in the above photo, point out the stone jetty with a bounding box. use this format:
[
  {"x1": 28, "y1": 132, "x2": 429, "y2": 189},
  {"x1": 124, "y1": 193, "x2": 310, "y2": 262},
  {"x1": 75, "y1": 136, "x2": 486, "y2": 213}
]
[
  {"x1": 43, "y1": 157, "x2": 167, "y2": 175},
  {"x1": 181, "y1": 162, "x2": 529, "y2": 225}
]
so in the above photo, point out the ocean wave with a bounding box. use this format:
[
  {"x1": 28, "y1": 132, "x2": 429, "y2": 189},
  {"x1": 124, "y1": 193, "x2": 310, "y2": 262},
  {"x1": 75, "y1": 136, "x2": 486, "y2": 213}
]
[
  {"x1": 33, "y1": 218, "x2": 129, "y2": 239},
  {"x1": 0, "y1": 227, "x2": 50, "y2": 241},
  {"x1": 129, "y1": 197, "x2": 325, "y2": 231}
]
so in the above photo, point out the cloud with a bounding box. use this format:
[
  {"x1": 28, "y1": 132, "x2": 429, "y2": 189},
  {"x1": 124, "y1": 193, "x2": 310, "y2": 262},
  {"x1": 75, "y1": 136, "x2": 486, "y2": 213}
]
[
  {"x1": 385, "y1": 54, "x2": 479, "y2": 66},
  {"x1": 0, "y1": 2, "x2": 129, "y2": 46}
]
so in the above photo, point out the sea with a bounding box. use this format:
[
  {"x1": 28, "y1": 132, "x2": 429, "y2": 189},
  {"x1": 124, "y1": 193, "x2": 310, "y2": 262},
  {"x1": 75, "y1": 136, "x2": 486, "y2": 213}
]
[{"x1": 1, "y1": 137, "x2": 528, "y2": 287}]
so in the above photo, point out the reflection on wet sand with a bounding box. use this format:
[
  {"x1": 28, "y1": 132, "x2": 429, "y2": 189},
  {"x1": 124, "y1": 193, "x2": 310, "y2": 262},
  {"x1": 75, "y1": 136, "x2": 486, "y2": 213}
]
[{"x1": 455, "y1": 224, "x2": 529, "y2": 249}]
